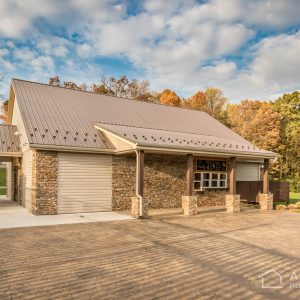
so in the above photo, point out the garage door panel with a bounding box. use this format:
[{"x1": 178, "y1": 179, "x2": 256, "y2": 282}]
[{"x1": 57, "y1": 153, "x2": 112, "y2": 214}]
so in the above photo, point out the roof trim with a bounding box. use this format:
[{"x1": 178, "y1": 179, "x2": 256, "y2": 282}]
[
  {"x1": 135, "y1": 145, "x2": 277, "y2": 159},
  {"x1": 30, "y1": 144, "x2": 115, "y2": 154},
  {"x1": 0, "y1": 152, "x2": 22, "y2": 157}
]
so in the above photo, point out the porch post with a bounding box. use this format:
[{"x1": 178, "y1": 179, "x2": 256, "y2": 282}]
[
  {"x1": 136, "y1": 150, "x2": 144, "y2": 197},
  {"x1": 182, "y1": 154, "x2": 197, "y2": 215},
  {"x1": 229, "y1": 157, "x2": 236, "y2": 195},
  {"x1": 263, "y1": 158, "x2": 269, "y2": 194},
  {"x1": 226, "y1": 157, "x2": 240, "y2": 212},
  {"x1": 259, "y1": 158, "x2": 273, "y2": 210},
  {"x1": 131, "y1": 150, "x2": 148, "y2": 218},
  {"x1": 186, "y1": 154, "x2": 193, "y2": 196}
]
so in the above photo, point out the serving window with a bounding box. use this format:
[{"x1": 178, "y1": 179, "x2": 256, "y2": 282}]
[{"x1": 194, "y1": 159, "x2": 228, "y2": 191}]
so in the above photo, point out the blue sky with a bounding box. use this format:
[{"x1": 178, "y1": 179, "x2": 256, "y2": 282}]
[{"x1": 0, "y1": 0, "x2": 300, "y2": 102}]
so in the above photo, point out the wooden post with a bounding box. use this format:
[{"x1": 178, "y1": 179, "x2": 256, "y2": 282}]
[
  {"x1": 263, "y1": 158, "x2": 269, "y2": 194},
  {"x1": 229, "y1": 157, "x2": 236, "y2": 195},
  {"x1": 136, "y1": 150, "x2": 144, "y2": 197},
  {"x1": 186, "y1": 154, "x2": 193, "y2": 196}
]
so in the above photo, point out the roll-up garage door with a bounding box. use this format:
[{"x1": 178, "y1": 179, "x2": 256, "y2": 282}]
[
  {"x1": 236, "y1": 162, "x2": 260, "y2": 181},
  {"x1": 57, "y1": 153, "x2": 112, "y2": 213}
]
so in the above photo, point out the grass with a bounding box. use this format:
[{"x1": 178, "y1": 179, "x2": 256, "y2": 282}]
[
  {"x1": 0, "y1": 168, "x2": 6, "y2": 186},
  {"x1": 274, "y1": 192, "x2": 300, "y2": 206},
  {"x1": 0, "y1": 168, "x2": 6, "y2": 196}
]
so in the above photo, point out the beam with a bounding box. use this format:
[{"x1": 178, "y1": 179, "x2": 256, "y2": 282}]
[
  {"x1": 229, "y1": 157, "x2": 237, "y2": 195},
  {"x1": 186, "y1": 154, "x2": 193, "y2": 196},
  {"x1": 136, "y1": 150, "x2": 144, "y2": 197},
  {"x1": 263, "y1": 158, "x2": 270, "y2": 194}
]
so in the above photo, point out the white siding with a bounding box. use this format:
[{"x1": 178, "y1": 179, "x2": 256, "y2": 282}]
[
  {"x1": 21, "y1": 150, "x2": 33, "y2": 210},
  {"x1": 57, "y1": 153, "x2": 112, "y2": 214},
  {"x1": 11, "y1": 97, "x2": 29, "y2": 151},
  {"x1": 236, "y1": 162, "x2": 260, "y2": 181}
]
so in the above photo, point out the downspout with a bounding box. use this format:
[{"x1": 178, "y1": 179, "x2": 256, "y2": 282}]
[{"x1": 135, "y1": 149, "x2": 143, "y2": 218}]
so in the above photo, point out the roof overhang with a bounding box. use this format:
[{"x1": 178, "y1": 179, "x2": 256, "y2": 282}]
[{"x1": 94, "y1": 123, "x2": 278, "y2": 160}]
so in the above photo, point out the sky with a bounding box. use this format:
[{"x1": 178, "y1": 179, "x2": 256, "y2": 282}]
[{"x1": 0, "y1": 0, "x2": 300, "y2": 102}]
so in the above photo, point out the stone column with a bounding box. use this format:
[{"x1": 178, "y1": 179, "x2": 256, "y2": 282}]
[
  {"x1": 226, "y1": 194, "x2": 241, "y2": 213},
  {"x1": 182, "y1": 196, "x2": 198, "y2": 216},
  {"x1": 259, "y1": 193, "x2": 273, "y2": 210},
  {"x1": 131, "y1": 196, "x2": 148, "y2": 218}
]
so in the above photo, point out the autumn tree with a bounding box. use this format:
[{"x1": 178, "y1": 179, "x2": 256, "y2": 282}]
[
  {"x1": 63, "y1": 81, "x2": 83, "y2": 90},
  {"x1": 0, "y1": 74, "x2": 8, "y2": 123},
  {"x1": 49, "y1": 76, "x2": 60, "y2": 87},
  {"x1": 92, "y1": 76, "x2": 158, "y2": 102},
  {"x1": 273, "y1": 91, "x2": 300, "y2": 191},
  {"x1": 183, "y1": 91, "x2": 206, "y2": 110},
  {"x1": 159, "y1": 89, "x2": 182, "y2": 107},
  {"x1": 227, "y1": 100, "x2": 281, "y2": 151}
]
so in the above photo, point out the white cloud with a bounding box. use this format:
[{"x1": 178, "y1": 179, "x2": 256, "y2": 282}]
[{"x1": 0, "y1": 0, "x2": 299, "y2": 102}]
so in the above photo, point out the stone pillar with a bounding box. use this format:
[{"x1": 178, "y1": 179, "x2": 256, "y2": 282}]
[
  {"x1": 32, "y1": 150, "x2": 58, "y2": 215},
  {"x1": 182, "y1": 196, "x2": 197, "y2": 216},
  {"x1": 131, "y1": 196, "x2": 148, "y2": 219},
  {"x1": 259, "y1": 193, "x2": 273, "y2": 210},
  {"x1": 225, "y1": 194, "x2": 240, "y2": 213}
]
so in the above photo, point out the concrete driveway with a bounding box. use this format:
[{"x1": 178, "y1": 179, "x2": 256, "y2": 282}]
[
  {"x1": 0, "y1": 199, "x2": 132, "y2": 229},
  {"x1": 1, "y1": 209, "x2": 300, "y2": 299}
]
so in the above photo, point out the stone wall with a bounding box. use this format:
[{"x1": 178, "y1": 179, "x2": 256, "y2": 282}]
[
  {"x1": 31, "y1": 150, "x2": 58, "y2": 215},
  {"x1": 112, "y1": 154, "x2": 228, "y2": 210}
]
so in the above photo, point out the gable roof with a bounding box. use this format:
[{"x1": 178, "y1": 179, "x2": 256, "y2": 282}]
[{"x1": 10, "y1": 79, "x2": 276, "y2": 158}]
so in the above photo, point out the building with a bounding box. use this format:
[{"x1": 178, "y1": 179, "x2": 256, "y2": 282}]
[{"x1": 0, "y1": 79, "x2": 277, "y2": 217}]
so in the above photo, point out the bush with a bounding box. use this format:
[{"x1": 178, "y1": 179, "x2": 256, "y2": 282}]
[
  {"x1": 295, "y1": 202, "x2": 300, "y2": 209},
  {"x1": 287, "y1": 204, "x2": 296, "y2": 210},
  {"x1": 276, "y1": 204, "x2": 287, "y2": 211}
]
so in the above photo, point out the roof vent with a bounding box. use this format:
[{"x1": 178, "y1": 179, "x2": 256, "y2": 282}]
[
  {"x1": 30, "y1": 133, "x2": 34, "y2": 137},
  {"x1": 85, "y1": 133, "x2": 88, "y2": 136},
  {"x1": 64, "y1": 136, "x2": 67, "y2": 140},
  {"x1": 74, "y1": 137, "x2": 77, "y2": 141},
  {"x1": 42, "y1": 134, "x2": 45, "y2": 138},
  {"x1": 45, "y1": 129, "x2": 48, "y2": 132},
  {"x1": 94, "y1": 139, "x2": 96, "y2": 142},
  {"x1": 66, "y1": 131, "x2": 69, "y2": 134},
  {"x1": 34, "y1": 128, "x2": 37, "y2": 131},
  {"x1": 84, "y1": 138, "x2": 87, "y2": 142},
  {"x1": 53, "y1": 136, "x2": 56, "y2": 139},
  {"x1": 56, "y1": 130, "x2": 58, "y2": 133},
  {"x1": 75, "y1": 132, "x2": 79, "y2": 135}
]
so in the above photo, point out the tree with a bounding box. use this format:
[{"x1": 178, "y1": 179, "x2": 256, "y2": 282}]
[
  {"x1": 203, "y1": 87, "x2": 228, "y2": 121},
  {"x1": 273, "y1": 92, "x2": 300, "y2": 191},
  {"x1": 0, "y1": 74, "x2": 8, "y2": 124},
  {"x1": 159, "y1": 89, "x2": 182, "y2": 107},
  {"x1": 92, "y1": 75, "x2": 158, "y2": 102},
  {"x1": 227, "y1": 100, "x2": 281, "y2": 151},
  {"x1": 49, "y1": 76, "x2": 60, "y2": 87},
  {"x1": 183, "y1": 91, "x2": 206, "y2": 110},
  {"x1": 63, "y1": 81, "x2": 83, "y2": 90}
]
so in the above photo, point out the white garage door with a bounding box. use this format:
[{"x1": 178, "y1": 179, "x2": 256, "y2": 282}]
[
  {"x1": 236, "y1": 162, "x2": 260, "y2": 181},
  {"x1": 58, "y1": 153, "x2": 112, "y2": 213}
]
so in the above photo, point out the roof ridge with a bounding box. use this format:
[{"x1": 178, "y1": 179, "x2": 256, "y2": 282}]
[
  {"x1": 96, "y1": 122, "x2": 255, "y2": 146},
  {"x1": 11, "y1": 78, "x2": 206, "y2": 114}
]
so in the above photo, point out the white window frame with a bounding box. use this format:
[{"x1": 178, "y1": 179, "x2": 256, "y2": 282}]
[{"x1": 193, "y1": 172, "x2": 228, "y2": 191}]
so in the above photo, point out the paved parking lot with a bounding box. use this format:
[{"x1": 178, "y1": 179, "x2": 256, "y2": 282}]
[{"x1": 1, "y1": 210, "x2": 300, "y2": 299}]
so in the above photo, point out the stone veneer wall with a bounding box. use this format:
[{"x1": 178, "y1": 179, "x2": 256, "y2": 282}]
[
  {"x1": 31, "y1": 150, "x2": 58, "y2": 215},
  {"x1": 112, "y1": 154, "x2": 229, "y2": 210}
]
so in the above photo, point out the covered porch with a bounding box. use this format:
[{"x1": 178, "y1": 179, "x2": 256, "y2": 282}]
[
  {"x1": 130, "y1": 150, "x2": 274, "y2": 218},
  {"x1": 0, "y1": 125, "x2": 22, "y2": 206}
]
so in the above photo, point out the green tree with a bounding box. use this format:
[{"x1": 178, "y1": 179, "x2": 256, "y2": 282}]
[{"x1": 273, "y1": 91, "x2": 300, "y2": 191}]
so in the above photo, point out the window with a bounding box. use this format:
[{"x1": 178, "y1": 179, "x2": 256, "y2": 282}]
[{"x1": 193, "y1": 172, "x2": 227, "y2": 190}]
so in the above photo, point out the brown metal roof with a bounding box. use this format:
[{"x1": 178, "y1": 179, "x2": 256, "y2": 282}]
[
  {"x1": 95, "y1": 123, "x2": 276, "y2": 157},
  {"x1": 11, "y1": 79, "x2": 276, "y2": 157},
  {"x1": 0, "y1": 125, "x2": 21, "y2": 154}
]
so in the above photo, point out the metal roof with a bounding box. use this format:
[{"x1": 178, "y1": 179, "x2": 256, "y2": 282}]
[
  {"x1": 0, "y1": 125, "x2": 21, "y2": 154},
  {"x1": 95, "y1": 123, "x2": 276, "y2": 157},
  {"x1": 11, "y1": 79, "x2": 276, "y2": 157}
]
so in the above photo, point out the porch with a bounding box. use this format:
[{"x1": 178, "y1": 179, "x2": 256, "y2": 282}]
[{"x1": 129, "y1": 150, "x2": 274, "y2": 218}]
